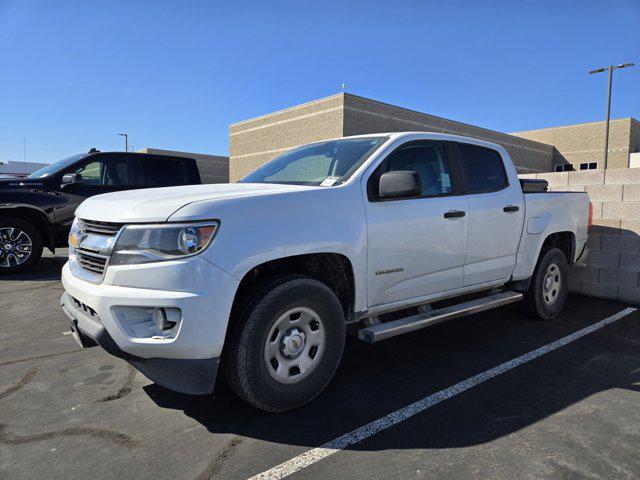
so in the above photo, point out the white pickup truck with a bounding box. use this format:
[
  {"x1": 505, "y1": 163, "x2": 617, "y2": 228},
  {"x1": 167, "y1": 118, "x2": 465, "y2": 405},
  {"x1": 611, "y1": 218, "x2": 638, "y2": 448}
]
[{"x1": 60, "y1": 132, "x2": 590, "y2": 412}]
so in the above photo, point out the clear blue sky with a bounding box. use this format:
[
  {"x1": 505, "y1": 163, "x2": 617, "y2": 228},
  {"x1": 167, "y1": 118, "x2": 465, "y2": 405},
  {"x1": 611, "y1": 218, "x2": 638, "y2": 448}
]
[{"x1": 1, "y1": 0, "x2": 639, "y2": 164}]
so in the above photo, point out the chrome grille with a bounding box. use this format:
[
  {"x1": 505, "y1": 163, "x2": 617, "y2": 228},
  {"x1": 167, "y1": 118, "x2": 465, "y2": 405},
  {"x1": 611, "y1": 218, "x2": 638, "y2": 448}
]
[
  {"x1": 73, "y1": 219, "x2": 123, "y2": 277},
  {"x1": 76, "y1": 248, "x2": 109, "y2": 275},
  {"x1": 81, "y1": 219, "x2": 124, "y2": 237}
]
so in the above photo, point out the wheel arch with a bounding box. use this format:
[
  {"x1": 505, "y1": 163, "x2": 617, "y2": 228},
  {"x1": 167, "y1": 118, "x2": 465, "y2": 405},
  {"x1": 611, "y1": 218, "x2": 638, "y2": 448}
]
[
  {"x1": 0, "y1": 206, "x2": 52, "y2": 251},
  {"x1": 230, "y1": 252, "x2": 356, "y2": 322},
  {"x1": 539, "y1": 231, "x2": 576, "y2": 266},
  {"x1": 512, "y1": 230, "x2": 575, "y2": 292}
]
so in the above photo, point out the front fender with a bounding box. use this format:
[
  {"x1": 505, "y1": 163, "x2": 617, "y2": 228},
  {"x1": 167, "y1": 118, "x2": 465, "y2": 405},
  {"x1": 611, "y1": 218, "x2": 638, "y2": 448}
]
[
  {"x1": 0, "y1": 190, "x2": 56, "y2": 222},
  {"x1": 0, "y1": 194, "x2": 56, "y2": 250},
  {"x1": 170, "y1": 185, "x2": 369, "y2": 312}
]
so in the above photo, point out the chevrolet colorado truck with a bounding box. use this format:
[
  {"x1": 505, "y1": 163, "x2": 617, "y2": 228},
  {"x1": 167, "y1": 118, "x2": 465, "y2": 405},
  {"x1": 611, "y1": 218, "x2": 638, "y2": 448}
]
[
  {"x1": 0, "y1": 150, "x2": 201, "y2": 273},
  {"x1": 60, "y1": 132, "x2": 590, "y2": 412}
]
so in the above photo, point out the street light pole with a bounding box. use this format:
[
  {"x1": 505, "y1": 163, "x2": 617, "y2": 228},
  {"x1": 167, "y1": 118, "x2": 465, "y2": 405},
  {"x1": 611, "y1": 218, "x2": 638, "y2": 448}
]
[
  {"x1": 603, "y1": 65, "x2": 613, "y2": 171},
  {"x1": 117, "y1": 133, "x2": 128, "y2": 152},
  {"x1": 589, "y1": 63, "x2": 634, "y2": 170}
]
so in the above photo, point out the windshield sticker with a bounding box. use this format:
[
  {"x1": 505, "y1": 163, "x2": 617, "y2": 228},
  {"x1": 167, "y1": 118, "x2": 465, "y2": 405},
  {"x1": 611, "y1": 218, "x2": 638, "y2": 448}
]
[{"x1": 320, "y1": 176, "x2": 340, "y2": 187}]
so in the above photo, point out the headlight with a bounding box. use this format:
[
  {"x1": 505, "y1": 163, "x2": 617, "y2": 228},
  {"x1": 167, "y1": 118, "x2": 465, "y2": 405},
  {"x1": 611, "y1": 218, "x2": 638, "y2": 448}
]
[
  {"x1": 110, "y1": 222, "x2": 219, "y2": 266},
  {"x1": 68, "y1": 217, "x2": 82, "y2": 255}
]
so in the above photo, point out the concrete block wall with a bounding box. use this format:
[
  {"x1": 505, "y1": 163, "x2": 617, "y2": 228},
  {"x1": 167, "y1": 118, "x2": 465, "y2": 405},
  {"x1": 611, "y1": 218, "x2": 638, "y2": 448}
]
[{"x1": 520, "y1": 168, "x2": 640, "y2": 305}]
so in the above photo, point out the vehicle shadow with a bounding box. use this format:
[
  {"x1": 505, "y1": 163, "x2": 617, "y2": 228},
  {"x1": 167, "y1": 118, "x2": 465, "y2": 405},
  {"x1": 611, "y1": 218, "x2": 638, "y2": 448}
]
[
  {"x1": 145, "y1": 295, "x2": 640, "y2": 451},
  {"x1": 1, "y1": 249, "x2": 67, "y2": 282}
]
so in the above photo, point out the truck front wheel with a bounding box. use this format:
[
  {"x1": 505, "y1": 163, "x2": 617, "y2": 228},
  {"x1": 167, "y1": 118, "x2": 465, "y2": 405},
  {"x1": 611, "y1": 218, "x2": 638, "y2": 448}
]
[
  {"x1": 521, "y1": 247, "x2": 569, "y2": 320},
  {"x1": 223, "y1": 276, "x2": 346, "y2": 412},
  {"x1": 0, "y1": 217, "x2": 43, "y2": 274}
]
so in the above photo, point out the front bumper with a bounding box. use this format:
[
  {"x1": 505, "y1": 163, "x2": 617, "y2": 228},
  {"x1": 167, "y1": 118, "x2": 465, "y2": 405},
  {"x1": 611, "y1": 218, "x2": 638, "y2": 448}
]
[
  {"x1": 61, "y1": 292, "x2": 219, "y2": 394},
  {"x1": 60, "y1": 257, "x2": 239, "y2": 395}
]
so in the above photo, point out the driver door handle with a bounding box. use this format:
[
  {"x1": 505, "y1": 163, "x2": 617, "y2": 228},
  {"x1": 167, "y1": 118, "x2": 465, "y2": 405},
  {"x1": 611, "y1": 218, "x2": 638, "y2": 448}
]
[
  {"x1": 444, "y1": 210, "x2": 466, "y2": 219},
  {"x1": 503, "y1": 205, "x2": 520, "y2": 213}
]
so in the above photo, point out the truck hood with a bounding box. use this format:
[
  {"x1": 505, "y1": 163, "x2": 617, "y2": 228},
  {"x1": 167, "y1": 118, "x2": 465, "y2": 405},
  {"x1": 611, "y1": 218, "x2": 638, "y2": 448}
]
[{"x1": 75, "y1": 183, "x2": 315, "y2": 222}]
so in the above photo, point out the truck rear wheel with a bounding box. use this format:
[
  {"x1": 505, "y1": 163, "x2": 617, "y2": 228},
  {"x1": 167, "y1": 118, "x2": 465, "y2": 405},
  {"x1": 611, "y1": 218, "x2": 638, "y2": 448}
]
[
  {"x1": 0, "y1": 217, "x2": 43, "y2": 274},
  {"x1": 521, "y1": 247, "x2": 569, "y2": 320},
  {"x1": 223, "y1": 276, "x2": 346, "y2": 412}
]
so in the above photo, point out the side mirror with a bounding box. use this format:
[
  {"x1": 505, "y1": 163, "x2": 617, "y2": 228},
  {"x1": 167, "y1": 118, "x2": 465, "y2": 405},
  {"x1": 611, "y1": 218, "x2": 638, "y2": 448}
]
[
  {"x1": 61, "y1": 173, "x2": 82, "y2": 187},
  {"x1": 378, "y1": 171, "x2": 422, "y2": 199}
]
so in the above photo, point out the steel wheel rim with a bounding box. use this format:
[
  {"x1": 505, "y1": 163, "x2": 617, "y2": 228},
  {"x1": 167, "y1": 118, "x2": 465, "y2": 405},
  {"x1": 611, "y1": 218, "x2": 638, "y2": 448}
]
[
  {"x1": 0, "y1": 227, "x2": 33, "y2": 268},
  {"x1": 542, "y1": 262, "x2": 561, "y2": 305},
  {"x1": 264, "y1": 307, "x2": 326, "y2": 385}
]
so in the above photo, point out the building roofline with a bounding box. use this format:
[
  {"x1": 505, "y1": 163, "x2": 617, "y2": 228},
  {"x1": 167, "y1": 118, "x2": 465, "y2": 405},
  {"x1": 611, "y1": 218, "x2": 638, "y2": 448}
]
[
  {"x1": 231, "y1": 91, "x2": 555, "y2": 150},
  {"x1": 512, "y1": 117, "x2": 638, "y2": 134},
  {"x1": 229, "y1": 93, "x2": 345, "y2": 127},
  {"x1": 341, "y1": 93, "x2": 554, "y2": 149},
  {"x1": 139, "y1": 148, "x2": 228, "y2": 159}
]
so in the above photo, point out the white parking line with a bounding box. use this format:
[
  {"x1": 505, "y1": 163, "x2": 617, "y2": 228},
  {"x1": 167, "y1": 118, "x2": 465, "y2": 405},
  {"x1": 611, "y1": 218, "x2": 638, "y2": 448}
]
[{"x1": 249, "y1": 307, "x2": 637, "y2": 480}]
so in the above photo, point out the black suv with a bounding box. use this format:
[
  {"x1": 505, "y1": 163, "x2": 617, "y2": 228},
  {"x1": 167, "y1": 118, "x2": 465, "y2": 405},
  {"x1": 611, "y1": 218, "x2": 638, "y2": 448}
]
[{"x1": 0, "y1": 150, "x2": 201, "y2": 273}]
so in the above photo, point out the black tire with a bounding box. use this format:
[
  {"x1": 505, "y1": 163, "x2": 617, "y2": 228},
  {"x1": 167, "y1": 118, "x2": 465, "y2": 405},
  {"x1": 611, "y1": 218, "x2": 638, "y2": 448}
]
[
  {"x1": 521, "y1": 247, "x2": 569, "y2": 320},
  {"x1": 222, "y1": 275, "x2": 346, "y2": 412},
  {"x1": 0, "y1": 217, "x2": 43, "y2": 275}
]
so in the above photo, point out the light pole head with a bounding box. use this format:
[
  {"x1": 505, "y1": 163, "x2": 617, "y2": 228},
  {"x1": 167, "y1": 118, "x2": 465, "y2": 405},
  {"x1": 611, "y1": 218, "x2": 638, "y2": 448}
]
[
  {"x1": 117, "y1": 133, "x2": 128, "y2": 152},
  {"x1": 617, "y1": 63, "x2": 635, "y2": 69},
  {"x1": 589, "y1": 67, "x2": 606, "y2": 74}
]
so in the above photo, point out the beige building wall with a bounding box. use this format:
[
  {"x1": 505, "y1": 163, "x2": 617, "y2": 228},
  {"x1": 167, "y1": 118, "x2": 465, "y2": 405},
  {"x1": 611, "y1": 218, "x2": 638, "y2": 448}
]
[
  {"x1": 228, "y1": 93, "x2": 555, "y2": 182},
  {"x1": 138, "y1": 148, "x2": 229, "y2": 184},
  {"x1": 341, "y1": 94, "x2": 554, "y2": 174},
  {"x1": 512, "y1": 118, "x2": 640, "y2": 171},
  {"x1": 229, "y1": 95, "x2": 345, "y2": 182}
]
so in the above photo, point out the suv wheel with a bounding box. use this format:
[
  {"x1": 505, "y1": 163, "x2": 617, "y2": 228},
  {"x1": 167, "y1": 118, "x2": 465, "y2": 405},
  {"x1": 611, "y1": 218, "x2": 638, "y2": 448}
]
[
  {"x1": 0, "y1": 217, "x2": 43, "y2": 274},
  {"x1": 223, "y1": 276, "x2": 346, "y2": 412},
  {"x1": 521, "y1": 247, "x2": 569, "y2": 320}
]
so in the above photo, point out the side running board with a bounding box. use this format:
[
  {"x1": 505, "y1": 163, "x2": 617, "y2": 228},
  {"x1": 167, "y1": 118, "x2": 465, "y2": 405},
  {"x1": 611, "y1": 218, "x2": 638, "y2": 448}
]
[{"x1": 358, "y1": 291, "x2": 523, "y2": 343}]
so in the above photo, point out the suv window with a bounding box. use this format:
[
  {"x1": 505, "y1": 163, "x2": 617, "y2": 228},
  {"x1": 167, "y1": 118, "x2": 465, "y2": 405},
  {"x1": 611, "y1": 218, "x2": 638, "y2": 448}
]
[
  {"x1": 456, "y1": 143, "x2": 507, "y2": 193},
  {"x1": 370, "y1": 141, "x2": 453, "y2": 199},
  {"x1": 74, "y1": 161, "x2": 102, "y2": 185},
  {"x1": 132, "y1": 157, "x2": 185, "y2": 187},
  {"x1": 72, "y1": 158, "x2": 129, "y2": 186}
]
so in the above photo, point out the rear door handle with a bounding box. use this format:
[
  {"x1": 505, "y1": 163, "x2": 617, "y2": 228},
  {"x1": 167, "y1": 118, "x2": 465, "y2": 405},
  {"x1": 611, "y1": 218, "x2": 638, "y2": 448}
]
[
  {"x1": 444, "y1": 210, "x2": 466, "y2": 219},
  {"x1": 503, "y1": 205, "x2": 520, "y2": 213}
]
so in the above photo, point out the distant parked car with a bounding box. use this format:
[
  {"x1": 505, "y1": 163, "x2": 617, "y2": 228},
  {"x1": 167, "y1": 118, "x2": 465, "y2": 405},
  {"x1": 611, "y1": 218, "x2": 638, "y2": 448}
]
[{"x1": 0, "y1": 149, "x2": 202, "y2": 273}]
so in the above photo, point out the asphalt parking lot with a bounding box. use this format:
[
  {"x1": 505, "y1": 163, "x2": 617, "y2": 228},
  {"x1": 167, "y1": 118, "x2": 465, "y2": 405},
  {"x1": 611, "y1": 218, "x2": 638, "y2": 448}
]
[{"x1": 1, "y1": 250, "x2": 640, "y2": 479}]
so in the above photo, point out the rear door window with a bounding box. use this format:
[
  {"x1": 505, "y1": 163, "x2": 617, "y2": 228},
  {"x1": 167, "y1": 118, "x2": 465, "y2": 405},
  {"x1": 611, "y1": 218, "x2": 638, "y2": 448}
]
[{"x1": 456, "y1": 143, "x2": 507, "y2": 193}]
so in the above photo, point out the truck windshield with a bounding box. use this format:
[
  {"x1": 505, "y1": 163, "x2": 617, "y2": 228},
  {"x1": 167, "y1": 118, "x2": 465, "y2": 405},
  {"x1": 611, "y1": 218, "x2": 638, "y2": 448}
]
[
  {"x1": 240, "y1": 136, "x2": 388, "y2": 186},
  {"x1": 27, "y1": 154, "x2": 85, "y2": 179}
]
